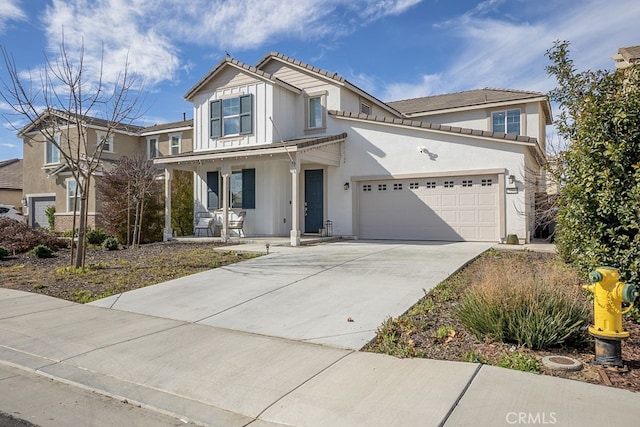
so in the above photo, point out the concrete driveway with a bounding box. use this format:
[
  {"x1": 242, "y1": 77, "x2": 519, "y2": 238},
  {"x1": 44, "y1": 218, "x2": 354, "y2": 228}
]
[{"x1": 91, "y1": 240, "x2": 492, "y2": 349}]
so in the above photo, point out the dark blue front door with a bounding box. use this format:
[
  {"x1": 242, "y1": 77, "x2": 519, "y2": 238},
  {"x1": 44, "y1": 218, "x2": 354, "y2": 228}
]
[{"x1": 305, "y1": 169, "x2": 323, "y2": 233}]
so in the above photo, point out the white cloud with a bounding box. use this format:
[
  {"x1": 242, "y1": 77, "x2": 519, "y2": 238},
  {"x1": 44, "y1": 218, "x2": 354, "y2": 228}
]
[
  {"x1": 383, "y1": 73, "x2": 443, "y2": 101},
  {"x1": 382, "y1": 0, "x2": 640, "y2": 99},
  {"x1": 0, "y1": 0, "x2": 25, "y2": 33},
  {"x1": 37, "y1": 0, "x2": 424, "y2": 92},
  {"x1": 1, "y1": 142, "x2": 17, "y2": 148},
  {"x1": 43, "y1": 0, "x2": 180, "y2": 87}
]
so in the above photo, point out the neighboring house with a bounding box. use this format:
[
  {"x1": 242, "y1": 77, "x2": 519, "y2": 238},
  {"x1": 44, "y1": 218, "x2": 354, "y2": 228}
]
[
  {"x1": 0, "y1": 158, "x2": 23, "y2": 209},
  {"x1": 155, "y1": 52, "x2": 551, "y2": 245},
  {"x1": 20, "y1": 111, "x2": 193, "y2": 230},
  {"x1": 612, "y1": 45, "x2": 640, "y2": 69}
]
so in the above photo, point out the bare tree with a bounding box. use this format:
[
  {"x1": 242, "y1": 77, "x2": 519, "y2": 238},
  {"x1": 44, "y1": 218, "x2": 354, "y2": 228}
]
[{"x1": 0, "y1": 36, "x2": 144, "y2": 268}]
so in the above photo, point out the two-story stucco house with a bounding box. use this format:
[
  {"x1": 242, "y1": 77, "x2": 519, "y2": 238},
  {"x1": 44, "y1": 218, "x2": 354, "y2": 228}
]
[
  {"x1": 155, "y1": 52, "x2": 551, "y2": 246},
  {"x1": 20, "y1": 111, "x2": 193, "y2": 230}
]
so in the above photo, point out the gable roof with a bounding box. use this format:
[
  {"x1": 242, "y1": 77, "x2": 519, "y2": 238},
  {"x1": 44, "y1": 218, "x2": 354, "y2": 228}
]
[
  {"x1": 184, "y1": 56, "x2": 301, "y2": 101},
  {"x1": 19, "y1": 109, "x2": 145, "y2": 136},
  {"x1": 255, "y1": 52, "x2": 402, "y2": 117},
  {"x1": 387, "y1": 88, "x2": 552, "y2": 124},
  {"x1": 328, "y1": 110, "x2": 539, "y2": 145},
  {"x1": 0, "y1": 158, "x2": 23, "y2": 190}
]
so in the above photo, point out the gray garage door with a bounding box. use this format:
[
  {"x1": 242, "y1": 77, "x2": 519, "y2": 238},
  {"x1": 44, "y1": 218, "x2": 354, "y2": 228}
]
[
  {"x1": 31, "y1": 196, "x2": 55, "y2": 229},
  {"x1": 358, "y1": 175, "x2": 499, "y2": 242}
]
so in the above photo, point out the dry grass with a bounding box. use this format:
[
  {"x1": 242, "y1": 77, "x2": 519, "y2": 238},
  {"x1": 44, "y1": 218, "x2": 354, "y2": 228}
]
[{"x1": 457, "y1": 252, "x2": 590, "y2": 349}]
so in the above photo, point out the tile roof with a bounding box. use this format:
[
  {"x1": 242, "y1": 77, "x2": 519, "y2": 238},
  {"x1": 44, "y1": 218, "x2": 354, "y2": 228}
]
[
  {"x1": 20, "y1": 109, "x2": 145, "y2": 135},
  {"x1": 184, "y1": 56, "x2": 301, "y2": 101},
  {"x1": 617, "y1": 45, "x2": 640, "y2": 63},
  {"x1": 140, "y1": 119, "x2": 193, "y2": 134},
  {"x1": 387, "y1": 88, "x2": 547, "y2": 115},
  {"x1": 255, "y1": 52, "x2": 402, "y2": 117},
  {"x1": 0, "y1": 158, "x2": 23, "y2": 189},
  {"x1": 155, "y1": 133, "x2": 348, "y2": 162},
  {"x1": 184, "y1": 57, "x2": 274, "y2": 101},
  {"x1": 328, "y1": 111, "x2": 538, "y2": 144},
  {"x1": 256, "y1": 52, "x2": 347, "y2": 83}
]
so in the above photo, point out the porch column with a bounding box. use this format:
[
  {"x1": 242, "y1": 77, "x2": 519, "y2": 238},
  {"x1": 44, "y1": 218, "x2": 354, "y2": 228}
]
[
  {"x1": 163, "y1": 168, "x2": 173, "y2": 241},
  {"x1": 221, "y1": 164, "x2": 230, "y2": 242},
  {"x1": 290, "y1": 158, "x2": 301, "y2": 246}
]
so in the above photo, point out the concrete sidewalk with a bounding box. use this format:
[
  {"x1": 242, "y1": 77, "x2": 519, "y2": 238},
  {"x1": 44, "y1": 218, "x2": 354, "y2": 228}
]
[{"x1": 1, "y1": 289, "x2": 639, "y2": 426}]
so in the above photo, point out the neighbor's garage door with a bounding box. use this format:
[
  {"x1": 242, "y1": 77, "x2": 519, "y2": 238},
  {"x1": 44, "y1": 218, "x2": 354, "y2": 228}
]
[
  {"x1": 358, "y1": 175, "x2": 499, "y2": 241},
  {"x1": 31, "y1": 196, "x2": 55, "y2": 229}
]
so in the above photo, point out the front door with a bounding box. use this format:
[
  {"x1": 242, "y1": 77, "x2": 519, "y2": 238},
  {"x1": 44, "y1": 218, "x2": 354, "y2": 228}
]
[{"x1": 304, "y1": 169, "x2": 323, "y2": 233}]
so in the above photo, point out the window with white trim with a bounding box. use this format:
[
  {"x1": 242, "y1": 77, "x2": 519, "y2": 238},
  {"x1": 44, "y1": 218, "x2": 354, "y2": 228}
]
[
  {"x1": 147, "y1": 137, "x2": 159, "y2": 159},
  {"x1": 45, "y1": 135, "x2": 60, "y2": 164},
  {"x1": 462, "y1": 180, "x2": 473, "y2": 187},
  {"x1": 378, "y1": 184, "x2": 387, "y2": 191},
  {"x1": 492, "y1": 109, "x2": 521, "y2": 135},
  {"x1": 409, "y1": 182, "x2": 419, "y2": 189},
  {"x1": 393, "y1": 183, "x2": 403, "y2": 190},
  {"x1": 170, "y1": 134, "x2": 181, "y2": 155},
  {"x1": 444, "y1": 180, "x2": 454, "y2": 188},
  {"x1": 210, "y1": 94, "x2": 253, "y2": 138},
  {"x1": 426, "y1": 181, "x2": 436, "y2": 189},
  {"x1": 481, "y1": 179, "x2": 493, "y2": 187},
  {"x1": 305, "y1": 92, "x2": 326, "y2": 131},
  {"x1": 96, "y1": 131, "x2": 113, "y2": 153},
  {"x1": 363, "y1": 184, "x2": 372, "y2": 192},
  {"x1": 67, "y1": 179, "x2": 80, "y2": 213}
]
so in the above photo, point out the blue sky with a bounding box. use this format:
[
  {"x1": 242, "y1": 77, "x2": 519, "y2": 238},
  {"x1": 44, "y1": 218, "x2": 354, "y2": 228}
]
[{"x1": 0, "y1": 0, "x2": 639, "y2": 161}]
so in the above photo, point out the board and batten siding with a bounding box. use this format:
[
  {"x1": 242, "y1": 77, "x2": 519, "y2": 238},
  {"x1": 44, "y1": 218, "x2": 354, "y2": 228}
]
[
  {"x1": 194, "y1": 160, "x2": 292, "y2": 236},
  {"x1": 193, "y1": 77, "x2": 273, "y2": 151}
]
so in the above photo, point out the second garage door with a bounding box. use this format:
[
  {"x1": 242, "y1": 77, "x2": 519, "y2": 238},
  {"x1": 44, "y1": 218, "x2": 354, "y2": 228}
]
[{"x1": 358, "y1": 175, "x2": 499, "y2": 242}]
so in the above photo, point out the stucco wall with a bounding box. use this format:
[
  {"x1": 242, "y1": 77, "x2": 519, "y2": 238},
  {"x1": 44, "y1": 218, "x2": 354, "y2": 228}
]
[{"x1": 325, "y1": 117, "x2": 530, "y2": 240}]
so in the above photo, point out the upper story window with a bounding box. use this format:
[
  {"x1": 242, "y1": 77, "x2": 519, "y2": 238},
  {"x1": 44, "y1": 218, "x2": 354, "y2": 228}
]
[
  {"x1": 96, "y1": 131, "x2": 114, "y2": 153},
  {"x1": 305, "y1": 92, "x2": 326, "y2": 131},
  {"x1": 170, "y1": 134, "x2": 181, "y2": 155},
  {"x1": 67, "y1": 179, "x2": 80, "y2": 213},
  {"x1": 147, "y1": 137, "x2": 159, "y2": 159},
  {"x1": 492, "y1": 109, "x2": 521, "y2": 135},
  {"x1": 210, "y1": 94, "x2": 253, "y2": 138},
  {"x1": 45, "y1": 135, "x2": 60, "y2": 164}
]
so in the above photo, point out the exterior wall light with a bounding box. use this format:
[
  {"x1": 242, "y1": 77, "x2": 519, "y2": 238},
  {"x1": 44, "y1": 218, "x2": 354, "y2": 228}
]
[
  {"x1": 344, "y1": 182, "x2": 350, "y2": 190},
  {"x1": 508, "y1": 174, "x2": 516, "y2": 184}
]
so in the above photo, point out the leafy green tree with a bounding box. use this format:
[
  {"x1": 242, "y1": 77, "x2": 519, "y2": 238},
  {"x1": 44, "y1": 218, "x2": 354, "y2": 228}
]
[
  {"x1": 171, "y1": 170, "x2": 194, "y2": 236},
  {"x1": 546, "y1": 41, "x2": 640, "y2": 284}
]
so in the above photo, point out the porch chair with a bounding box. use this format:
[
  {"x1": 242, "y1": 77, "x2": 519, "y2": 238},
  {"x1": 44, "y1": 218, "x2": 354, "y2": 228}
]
[
  {"x1": 194, "y1": 211, "x2": 216, "y2": 237},
  {"x1": 228, "y1": 210, "x2": 246, "y2": 237}
]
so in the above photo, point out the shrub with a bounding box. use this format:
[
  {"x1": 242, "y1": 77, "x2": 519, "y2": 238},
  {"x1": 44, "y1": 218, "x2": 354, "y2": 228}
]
[
  {"x1": 456, "y1": 256, "x2": 590, "y2": 350},
  {"x1": 0, "y1": 246, "x2": 9, "y2": 259},
  {"x1": 32, "y1": 245, "x2": 53, "y2": 258},
  {"x1": 86, "y1": 228, "x2": 108, "y2": 245},
  {"x1": 102, "y1": 237, "x2": 119, "y2": 251},
  {"x1": 45, "y1": 205, "x2": 56, "y2": 231},
  {"x1": 0, "y1": 217, "x2": 68, "y2": 253}
]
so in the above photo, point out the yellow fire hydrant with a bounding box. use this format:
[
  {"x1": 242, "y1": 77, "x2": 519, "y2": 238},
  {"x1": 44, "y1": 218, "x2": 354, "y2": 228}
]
[{"x1": 583, "y1": 267, "x2": 638, "y2": 367}]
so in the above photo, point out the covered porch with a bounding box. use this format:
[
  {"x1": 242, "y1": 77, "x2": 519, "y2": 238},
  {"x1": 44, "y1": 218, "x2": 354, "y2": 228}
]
[{"x1": 154, "y1": 133, "x2": 347, "y2": 246}]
